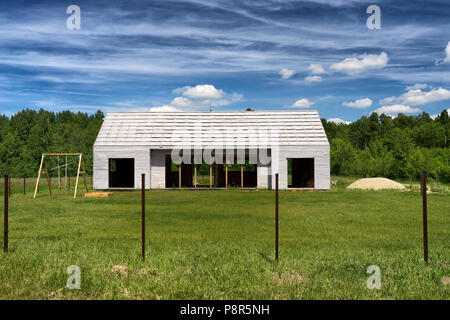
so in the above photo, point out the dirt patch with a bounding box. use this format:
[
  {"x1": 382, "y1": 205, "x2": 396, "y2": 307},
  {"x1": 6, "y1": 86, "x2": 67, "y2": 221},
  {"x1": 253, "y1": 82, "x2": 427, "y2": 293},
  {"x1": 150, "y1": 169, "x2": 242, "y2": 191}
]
[
  {"x1": 138, "y1": 267, "x2": 158, "y2": 276},
  {"x1": 347, "y1": 177, "x2": 406, "y2": 191},
  {"x1": 111, "y1": 264, "x2": 128, "y2": 276},
  {"x1": 272, "y1": 270, "x2": 308, "y2": 286},
  {"x1": 47, "y1": 287, "x2": 64, "y2": 300},
  {"x1": 442, "y1": 276, "x2": 450, "y2": 287}
]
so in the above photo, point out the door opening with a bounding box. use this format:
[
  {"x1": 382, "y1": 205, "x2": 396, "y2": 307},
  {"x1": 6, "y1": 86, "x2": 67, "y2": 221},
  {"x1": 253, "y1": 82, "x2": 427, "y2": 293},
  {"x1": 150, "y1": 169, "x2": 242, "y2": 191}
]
[
  {"x1": 287, "y1": 158, "x2": 314, "y2": 188},
  {"x1": 109, "y1": 158, "x2": 135, "y2": 188}
]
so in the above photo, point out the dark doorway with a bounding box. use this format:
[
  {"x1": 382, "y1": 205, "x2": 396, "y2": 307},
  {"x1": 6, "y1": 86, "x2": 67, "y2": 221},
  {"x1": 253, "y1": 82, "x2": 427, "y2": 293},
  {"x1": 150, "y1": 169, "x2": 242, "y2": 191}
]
[
  {"x1": 165, "y1": 155, "x2": 178, "y2": 188},
  {"x1": 288, "y1": 158, "x2": 314, "y2": 188},
  {"x1": 214, "y1": 164, "x2": 225, "y2": 187},
  {"x1": 109, "y1": 158, "x2": 134, "y2": 188},
  {"x1": 242, "y1": 163, "x2": 257, "y2": 187},
  {"x1": 213, "y1": 152, "x2": 258, "y2": 188},
  {"x1": 165, "y1": 155, "x2": 193, "y2": 188},
  {"x1": 226, "y1": 163, "x2": 257, "y2": 187},
  {"x1": 181, "y1": 163, "x2": 193, "y2": 187},
  {"x1": 192, "y1": 163, "x2": 214, "y2": 188},
  {"x1": 213, "y1": 163, "x2": 257, "y2": 188}
]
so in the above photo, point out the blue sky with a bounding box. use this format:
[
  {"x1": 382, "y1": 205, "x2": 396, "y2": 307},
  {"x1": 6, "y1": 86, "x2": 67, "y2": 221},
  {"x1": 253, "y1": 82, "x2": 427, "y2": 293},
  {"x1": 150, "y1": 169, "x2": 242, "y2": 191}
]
[{"x1": 0, "y1": 0, "x2": 449, "y2": 122}]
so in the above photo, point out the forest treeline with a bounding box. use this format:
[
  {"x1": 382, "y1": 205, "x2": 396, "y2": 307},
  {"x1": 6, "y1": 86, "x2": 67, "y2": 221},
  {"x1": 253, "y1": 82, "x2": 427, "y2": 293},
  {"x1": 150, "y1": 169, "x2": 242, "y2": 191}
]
[
  {"x1": 0, "y1": 108, "x2": 449, "y2": 182},
  {"x1": 322, "y1": 109, "x2": 450, "y2": 182},
  {"x1": 0, "y1": 109, "x2": 103, "y2": 177}
]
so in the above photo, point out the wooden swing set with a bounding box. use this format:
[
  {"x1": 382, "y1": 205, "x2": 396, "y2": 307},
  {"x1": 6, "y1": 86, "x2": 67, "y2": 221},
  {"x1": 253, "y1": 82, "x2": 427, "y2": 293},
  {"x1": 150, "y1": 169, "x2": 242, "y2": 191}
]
[{"x1": 33, "y1": 153, "x2": 88, "y2": 199}]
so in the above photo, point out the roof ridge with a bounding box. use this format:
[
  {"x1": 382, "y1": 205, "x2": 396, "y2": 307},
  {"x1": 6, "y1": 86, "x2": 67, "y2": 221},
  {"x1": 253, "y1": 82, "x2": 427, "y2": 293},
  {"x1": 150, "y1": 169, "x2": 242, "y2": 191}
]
[{"x1": 105, "y1": 110, "x2": 319, "y2": 114}]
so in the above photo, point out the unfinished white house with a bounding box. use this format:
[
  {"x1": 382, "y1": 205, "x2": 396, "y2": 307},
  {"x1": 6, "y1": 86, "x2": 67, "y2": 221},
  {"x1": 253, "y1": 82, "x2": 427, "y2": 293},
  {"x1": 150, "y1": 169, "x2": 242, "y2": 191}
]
[{"x1": 93, "y1": 111, "x2": 330, "y2": 190}]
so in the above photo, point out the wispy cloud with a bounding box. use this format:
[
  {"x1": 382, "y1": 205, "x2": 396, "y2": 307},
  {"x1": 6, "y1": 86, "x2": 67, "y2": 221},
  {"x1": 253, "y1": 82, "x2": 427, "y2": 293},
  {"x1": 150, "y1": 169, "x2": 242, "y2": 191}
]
[
  {"x1": 307, "y1": 63, "x2": 325, "y2": 75},
  {"x1": 405, "y1": 83, "x2": 428, "y2": 91},
  {"x1": 380, "y1": 86, "x2": 450, "y2": 106},
  {"x1": 342, "y1": 98, "x2": 372, "y2": 108},
  {"x1": 0, "y1": 0, "x2": 449, "y2": 120},
  {"x1": 305, "y1": 75, "x2": 322, "y2": 82},
  {"x1": 279, "y1": 68, "x2": 296, "y2": 80},
  {"x1": 330, "y1": 52, "x2": 388, "y2": 75},
  {"x1": 374, "y1": 104, "x2": 421, "y2": 116},
  {"x1": 287, "y1": 98, "x2": 315, "y2": 108}
]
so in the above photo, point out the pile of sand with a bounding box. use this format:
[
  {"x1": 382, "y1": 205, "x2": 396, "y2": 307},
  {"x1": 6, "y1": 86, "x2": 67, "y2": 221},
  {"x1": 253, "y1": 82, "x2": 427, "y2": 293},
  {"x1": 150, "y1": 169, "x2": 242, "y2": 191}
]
[{"x1": 347, "y1": 177, "x2": 406, "y2": 190}]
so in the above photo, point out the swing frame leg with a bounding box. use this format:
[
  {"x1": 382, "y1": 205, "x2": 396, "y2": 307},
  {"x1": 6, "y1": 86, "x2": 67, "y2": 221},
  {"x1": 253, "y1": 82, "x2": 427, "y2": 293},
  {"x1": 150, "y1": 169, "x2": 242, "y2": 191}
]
[
  {"x1": 74, "y1": 154, "x2": 88, "y2": 198},
  {"x1": 34, "y1": 155, "x2": 44, "y2": 199}
]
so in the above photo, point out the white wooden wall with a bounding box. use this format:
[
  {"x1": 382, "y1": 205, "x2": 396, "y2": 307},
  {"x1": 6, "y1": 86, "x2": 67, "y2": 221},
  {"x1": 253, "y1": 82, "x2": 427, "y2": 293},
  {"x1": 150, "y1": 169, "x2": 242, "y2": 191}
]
[
  {"x1": 93, "y1": 146, "x2": 330, "y2": 190},
  {"x1": 257, "y1": 149, "x2": 271, "y2": 189},
  {"x1": 93, "y1": 146, "x2": 150, "y2": 189},
  {"x1": 276, "y1": 145, "x2": 330, "y2": 190},
  {"x1": 150, "y1": 149, "x2": 170, "y2": 189}
]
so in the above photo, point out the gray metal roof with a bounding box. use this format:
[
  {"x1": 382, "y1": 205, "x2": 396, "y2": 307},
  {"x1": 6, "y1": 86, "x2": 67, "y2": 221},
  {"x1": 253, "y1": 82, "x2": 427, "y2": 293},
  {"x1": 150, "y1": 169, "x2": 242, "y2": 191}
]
[{"x1": 94, "y1": 110, "x2": 329, "y2": 147}]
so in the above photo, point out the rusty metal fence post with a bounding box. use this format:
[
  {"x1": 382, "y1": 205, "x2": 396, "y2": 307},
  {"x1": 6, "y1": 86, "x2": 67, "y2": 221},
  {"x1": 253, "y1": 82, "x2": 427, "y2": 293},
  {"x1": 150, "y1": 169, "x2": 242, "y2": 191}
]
[
  {"x1": 141, "y1": 173, "x2": 146, "y2": 261},
  {"x1": 421, "y1": 171, "x2": 428, "y2": 263},
  {"x1": 275, "y1": 173, "x2": 279, "y2": 263},
  {"x1": 4, "y1": 175, "x2": 8, "y2": 253}
]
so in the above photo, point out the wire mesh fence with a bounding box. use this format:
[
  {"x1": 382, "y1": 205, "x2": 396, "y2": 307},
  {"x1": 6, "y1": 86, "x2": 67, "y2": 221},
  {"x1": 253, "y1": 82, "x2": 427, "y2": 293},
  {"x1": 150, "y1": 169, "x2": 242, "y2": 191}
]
[{"x1": 0, "y1": 176, "x2": 93, "y2": 197}]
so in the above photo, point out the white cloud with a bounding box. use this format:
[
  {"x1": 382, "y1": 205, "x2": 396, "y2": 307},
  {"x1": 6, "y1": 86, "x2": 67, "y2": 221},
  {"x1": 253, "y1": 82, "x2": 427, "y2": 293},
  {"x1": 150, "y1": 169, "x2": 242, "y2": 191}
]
[
  {"x1": 279, "y1": 68, "x2": 296, "y2": 80},
  {"x1": 443, "y1": 41, "x2": 450, "y2": 64},
  {"x1": 149, "y1": 105, "x2": 180, "y2": 112},
  {"x1": 305, "y1": 75, "x2": 322, "y2": 82},
  {"x1": 178, "y1": 84, "x2": 224, "y2": 99},
  {"x1": 403, "y1": 87, "x2": 450, "y2": 106},
  {"x1": 307, "y1": 63, "x2": 326, "y2": 75},
  {"x1": 328, "y1": 118, "x2": 351, "y2": 125},
  {"x1": 169, "y1": 97, "x2": 196, "y2": 108},
  {"x1": 159, "y1": 84, "x2": 242, "y2": 111},
  {"x1": 405, "y1": 83, "x2": 428, "y2": 91},
  {"x1": 330, "y1": 52, "x2": 388, "y2": 75},
  {"x1": 157, "y1": 96, "x2": 206, "y2": 110},
  {"x1": 380, "y1": 87, "x2": 450, "y2": 106},
  {"x1": 374, "y1": 104, "x2": 421, "y2": 115},
  {"x1": 288, "y1": 98, "x2": 315, "y2": 108},
  {"x1": 342, "y1": 98, "x2": 372, "y2": 108}
]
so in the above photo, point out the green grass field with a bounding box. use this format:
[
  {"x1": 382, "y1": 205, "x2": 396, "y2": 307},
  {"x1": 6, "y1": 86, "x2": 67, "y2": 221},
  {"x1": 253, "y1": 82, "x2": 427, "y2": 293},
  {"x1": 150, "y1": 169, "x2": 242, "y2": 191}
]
[{"x1": 0, "y1": 177, "x2": 449, "y2": 300}]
